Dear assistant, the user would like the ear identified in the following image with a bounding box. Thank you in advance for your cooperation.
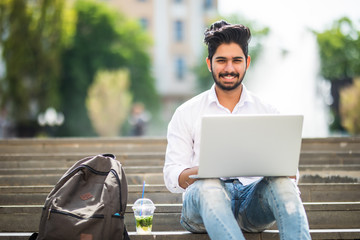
[246,55,251,70]
[206,57,212,72]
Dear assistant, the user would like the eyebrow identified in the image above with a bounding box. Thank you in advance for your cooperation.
[215,56,244,60]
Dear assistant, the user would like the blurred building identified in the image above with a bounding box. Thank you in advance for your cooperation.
[101,0,218,121]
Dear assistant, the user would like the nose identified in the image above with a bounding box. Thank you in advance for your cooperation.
[224,61,235,72]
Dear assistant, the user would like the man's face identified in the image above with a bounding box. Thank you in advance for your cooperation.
[206,43,251,91]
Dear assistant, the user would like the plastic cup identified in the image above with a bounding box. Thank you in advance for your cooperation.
[132,198,156,234]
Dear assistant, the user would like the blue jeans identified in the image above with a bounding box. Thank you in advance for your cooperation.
[180,177,311,240]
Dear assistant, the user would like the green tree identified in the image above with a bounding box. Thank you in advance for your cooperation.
[0,0,71,136]
[340,78,360,135]
[59,0,159,136]
[86,69,132,136]
[315,17,360,81]
[314,17,360,132]
[193,15,270,92]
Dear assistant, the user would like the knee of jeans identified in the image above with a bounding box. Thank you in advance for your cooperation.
[264,177,302,214]
[266,177,300,200]
[196,179,229,200]
[265,177,295,190]
[263,177,300,200]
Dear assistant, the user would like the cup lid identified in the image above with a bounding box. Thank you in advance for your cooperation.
[132,198,156,211]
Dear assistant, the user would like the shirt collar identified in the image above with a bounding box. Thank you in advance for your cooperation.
[208,83,255,107]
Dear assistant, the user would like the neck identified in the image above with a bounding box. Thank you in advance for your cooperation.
[215,84,243,112]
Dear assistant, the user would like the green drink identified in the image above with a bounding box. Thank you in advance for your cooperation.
[135,215,153,234]
[132,198,156,235]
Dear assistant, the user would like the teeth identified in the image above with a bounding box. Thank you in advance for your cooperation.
[224,76,234,79]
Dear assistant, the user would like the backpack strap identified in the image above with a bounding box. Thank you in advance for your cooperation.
[28,232,38,240]
[101,153,116,159]
[123,226,130,240]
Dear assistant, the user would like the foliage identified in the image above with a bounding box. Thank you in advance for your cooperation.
[0,0,72,135]
[314,17,360,132]
[59,0,159,136]
[193,14,270,92]
[339,78,360,135]
[86,69,132,136]
[314,17,360,81]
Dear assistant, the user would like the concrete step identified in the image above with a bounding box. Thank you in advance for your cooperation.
[0,137,358,239]
[299,152,360,165]
[0,152,166,163]
[1,170,359,187]
[0,138,167,154]
[0,183,359,205]
[1,164,359,176]
[1,229,360,240]
[301,137,360,152]
[0,166,165,175]
[2,229,360,240]
[0,158,165,169]
[0,202,359,232]
[0,173,164,186]
[0,152,359,167]
[1,137,359,154]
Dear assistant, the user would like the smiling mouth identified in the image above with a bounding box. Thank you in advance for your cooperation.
[219,73,239,83]
[219,73,239,79]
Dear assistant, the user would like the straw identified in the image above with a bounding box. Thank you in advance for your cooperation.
[140,180,145,216]
[141,180,146,199]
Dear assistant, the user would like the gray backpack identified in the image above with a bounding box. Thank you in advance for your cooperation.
[34,154,130,240]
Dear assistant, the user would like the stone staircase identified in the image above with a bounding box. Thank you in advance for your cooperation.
[0,137,360,239]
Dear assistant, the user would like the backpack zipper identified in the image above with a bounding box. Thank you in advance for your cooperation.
[59,162,123,217]
[110,169,123,214]
[49,208,104,220]
[47,208,51,220]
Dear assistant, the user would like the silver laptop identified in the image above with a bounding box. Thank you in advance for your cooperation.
[191,115,303,179]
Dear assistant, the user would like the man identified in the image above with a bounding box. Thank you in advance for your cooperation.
[163,20,311,240]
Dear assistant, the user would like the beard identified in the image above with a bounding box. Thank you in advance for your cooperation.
[211,68,246,91]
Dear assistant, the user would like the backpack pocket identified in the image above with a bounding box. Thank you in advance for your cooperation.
[41,207,107,240]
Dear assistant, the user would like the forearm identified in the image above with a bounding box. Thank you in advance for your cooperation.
[179,167,198,189]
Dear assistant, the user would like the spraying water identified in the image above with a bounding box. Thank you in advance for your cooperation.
[246,29,330,137]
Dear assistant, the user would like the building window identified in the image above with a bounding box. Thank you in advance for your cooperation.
[175,57,186,80]
[174,20,184,42]
[139,18,148,30]
[204,0,213,9]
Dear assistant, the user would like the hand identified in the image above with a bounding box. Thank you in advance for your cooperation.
[179,166,198,189]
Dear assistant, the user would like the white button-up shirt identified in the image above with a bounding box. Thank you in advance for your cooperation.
[163,84,281,193]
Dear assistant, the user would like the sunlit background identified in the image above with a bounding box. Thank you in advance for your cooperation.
[219,0,360,137]
[0,0,359,138]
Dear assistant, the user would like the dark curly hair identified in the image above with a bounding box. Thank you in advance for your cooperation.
[204,20,251,63]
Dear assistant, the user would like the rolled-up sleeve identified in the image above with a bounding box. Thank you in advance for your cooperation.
[163,108,194,193]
